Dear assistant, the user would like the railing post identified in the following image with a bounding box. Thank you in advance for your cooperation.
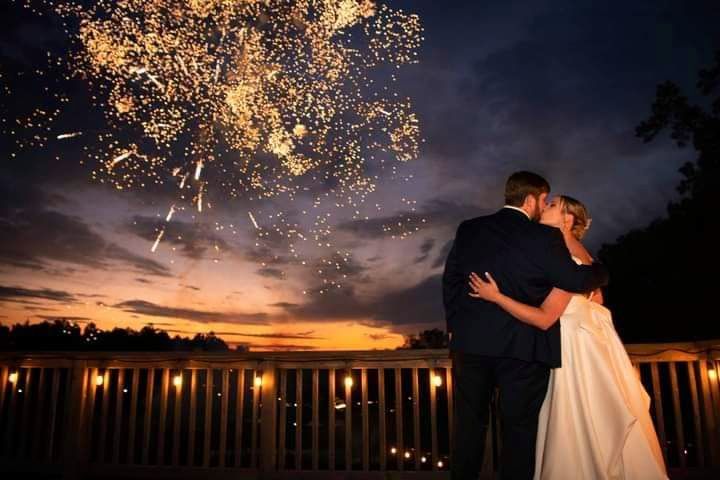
[259,361,278,476]
[62,360,90,480]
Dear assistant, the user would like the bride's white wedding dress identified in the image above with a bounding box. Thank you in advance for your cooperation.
[534,258,668,480]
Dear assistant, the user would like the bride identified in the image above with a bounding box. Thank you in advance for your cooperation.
[468,195,668,480]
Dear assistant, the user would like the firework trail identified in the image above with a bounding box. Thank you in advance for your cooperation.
[9,0,425,283]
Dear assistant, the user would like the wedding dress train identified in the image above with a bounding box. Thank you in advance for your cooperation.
[534,261,668,479]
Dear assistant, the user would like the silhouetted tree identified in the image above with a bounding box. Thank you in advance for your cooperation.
[599,51,720,342]
[400,328,448,349]
[0,319,244,352]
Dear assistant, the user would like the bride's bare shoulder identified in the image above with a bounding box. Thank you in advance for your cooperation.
[567,236,593,264]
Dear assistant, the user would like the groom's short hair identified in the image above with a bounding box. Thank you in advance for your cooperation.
[504,171,551,206]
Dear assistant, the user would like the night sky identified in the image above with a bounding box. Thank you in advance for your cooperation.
[1,0,718,351]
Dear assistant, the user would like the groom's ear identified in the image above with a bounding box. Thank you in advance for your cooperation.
[521,194,532,209]
[539,192,549,210]
[522,193,536,211]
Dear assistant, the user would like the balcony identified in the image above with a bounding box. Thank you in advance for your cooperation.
[1,340,719,479]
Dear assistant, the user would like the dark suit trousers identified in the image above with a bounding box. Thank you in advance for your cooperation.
[450,351,550,480]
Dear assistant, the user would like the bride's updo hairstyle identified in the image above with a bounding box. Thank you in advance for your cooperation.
[559,195,592,240]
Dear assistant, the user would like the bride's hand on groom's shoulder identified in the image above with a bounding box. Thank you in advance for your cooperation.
[468,272,501,302]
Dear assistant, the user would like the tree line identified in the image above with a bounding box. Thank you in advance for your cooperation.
[0,318,244,352]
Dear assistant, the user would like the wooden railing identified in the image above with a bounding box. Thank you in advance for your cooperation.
[0,341,718,479]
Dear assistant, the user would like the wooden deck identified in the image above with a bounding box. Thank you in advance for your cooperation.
[0,340,718,479]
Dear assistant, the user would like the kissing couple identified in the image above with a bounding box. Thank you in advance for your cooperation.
[443,171,667,479]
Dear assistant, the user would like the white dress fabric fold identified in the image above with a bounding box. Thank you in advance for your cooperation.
[534,260,668,479]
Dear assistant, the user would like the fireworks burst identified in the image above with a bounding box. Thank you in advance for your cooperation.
[8,0,424,284]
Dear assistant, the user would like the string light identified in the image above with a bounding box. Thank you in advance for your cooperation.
[344,375,354,389]
[173,374,183,388]
[254,375,263,388]
[432,373,443,387]
[8,372,18,384]
[95,374,105,387]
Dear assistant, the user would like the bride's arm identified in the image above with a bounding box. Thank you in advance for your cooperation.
[590,288,604,305]
[564,233,593,265]
[468,272,572,330]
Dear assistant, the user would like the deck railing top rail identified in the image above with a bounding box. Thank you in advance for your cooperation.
[0,339,718,367]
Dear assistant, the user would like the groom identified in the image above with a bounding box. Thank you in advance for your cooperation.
[442,171,609,480]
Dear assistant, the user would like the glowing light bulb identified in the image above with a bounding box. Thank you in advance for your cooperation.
[254,376,263,388]
[8,372,18,384]
[344,375,354,388]
[173,375,182,387]
[390,447,397,455]
[95,374,104,387]
[432,374,443,387]
[404,451,411,459]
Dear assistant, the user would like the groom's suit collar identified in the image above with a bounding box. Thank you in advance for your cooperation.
[502,205,531,220]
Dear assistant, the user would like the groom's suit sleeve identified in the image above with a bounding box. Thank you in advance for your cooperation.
[536,228,609,293]
[442,223,466,333]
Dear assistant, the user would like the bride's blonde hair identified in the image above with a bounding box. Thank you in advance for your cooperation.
[559,195,592,240]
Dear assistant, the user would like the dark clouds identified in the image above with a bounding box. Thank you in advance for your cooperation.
[414,0,717,251]
[21,305,56,311]
[337,199,484,239]
[414,238,436,264]
[0,285,78,304]
[256,267,285,279]
[124,215,234,260]
[412,0,719,163]
[165,328,321,340]
[277,273,444,331]
[285,285,366,321]
[268,302,299,309]
[205,330,324,340]
[245,245,292,267]
[366,333,394,341]
[432,239,454,269]
[112,299,270,325]
[77,293,106,299]
[240,343,317,351]
[314,252,369,284]
[230,330,320,339]
[371,274,443,327]
[0,178,172,277]
[0,207,172,277]
[35,315,91,322]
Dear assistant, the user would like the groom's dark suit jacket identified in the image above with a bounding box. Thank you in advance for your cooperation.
[443,207,609,368]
